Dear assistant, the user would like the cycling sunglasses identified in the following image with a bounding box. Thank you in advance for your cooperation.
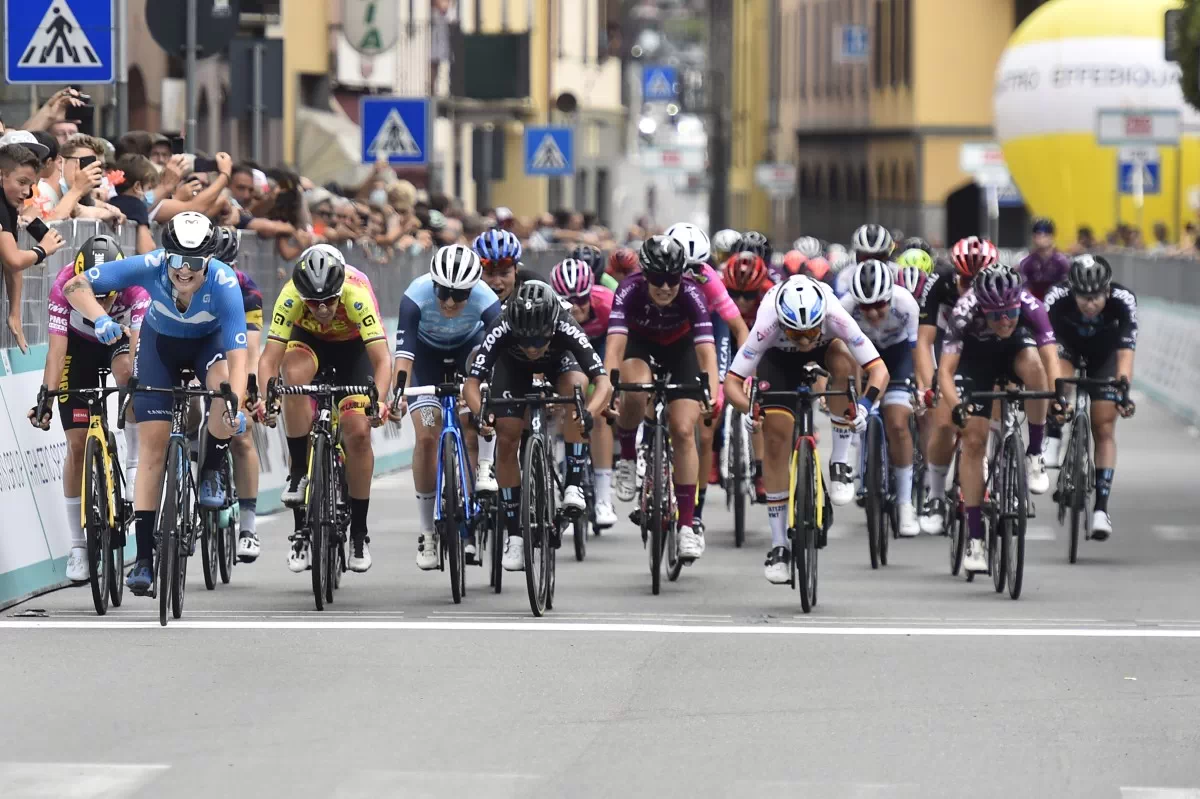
[645,271,682,288]
[860,300,889,313]
[435,284,472,303]
[166,253,209,272]
[304,297,339,312]
[481,257,515,271]
[727,289,759,301]
[515,335,552,349]
[783,326,822,342]
[568,294,591,306]
[984,307,1020,322]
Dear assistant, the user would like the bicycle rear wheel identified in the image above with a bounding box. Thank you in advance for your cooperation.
[731,413,746,548]
[172,474,194,620]
[83,436,110,615]
[948,452,966,576]
[865,419,885,570]
[794,440,818,613]
[201,511,219,590]
[307,436,328,611]
[989,489,1008,594]
[1006,434,1028,599]
[1067,416,1089,564]
[522,436,551,616]
[107,448,126,609]
[441,435,465,604]
[324,458,342,606]
[648,427,666,595]
[910,415,927,515]
[218,451,236,584]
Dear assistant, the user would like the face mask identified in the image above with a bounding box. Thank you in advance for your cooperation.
[59,178,69,196]
[143,190,156,207]
[368,189,387,207]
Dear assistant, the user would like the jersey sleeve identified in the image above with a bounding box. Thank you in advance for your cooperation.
[918,275,947,326]
[1112,286,1138,349]
[1042,283,1069,311]
[346,287,387,345]
[47,271,70,337]
[557,317,605,379]
[826,303,881,367]
[125,287,151,331]
[702,267,741,322]
[895,287,920,345]
[239,272,264,331]
[1019,291,1056,347]
[682,280,715,345]
[480,299,502,329]
[394,293,422,360]
[84,251,164,295]
[728,298,778,378]
[467,317,508,379]
[607,280,634,337]
[214,269,249,351]
[266,283,304,343]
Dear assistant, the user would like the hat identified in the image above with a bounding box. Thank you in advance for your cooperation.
[494,206,513,222]
[1032,217,1055,235]
[0,130,50,160]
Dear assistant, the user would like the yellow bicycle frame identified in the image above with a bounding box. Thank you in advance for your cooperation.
[79,412,117,528]
[787,440,826,531]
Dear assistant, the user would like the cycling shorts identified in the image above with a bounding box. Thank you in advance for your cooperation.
[58,333,131,431]
[1057,342,1125,403]
[622,333,704,401]
[955,327,1038,419]
[286,326,373,387]
[753,343,834,413]
[486,351,584,419]
[407,330,484,412]
[132,325,225,423]
[878,341,914,409]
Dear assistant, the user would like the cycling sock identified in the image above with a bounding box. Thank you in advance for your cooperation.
[675,484,697,529]
[1046,419,1063,440]
[501,486,522,538]
[204,433,229,472]
[134,509,157,562]
[927,463,950,499]
[830,423,854,465]
[124,423,139,491]
[350,497,369,538]
[1094,468,1114,513]
[416,491,435,535]
[618,427,637,461]
[594,468,613,504]
[286,435,308,478]
[966,506,984,541]
[566,442,589,487]
[767,491,789,548]
[894,465,913,505]
[754,459,763,480]
[1026,423,1045,456]
[477,432,496,464]
[65,496,84,548]
[293,508,306,530]
[239,497,257,534]
[695,488,707,517]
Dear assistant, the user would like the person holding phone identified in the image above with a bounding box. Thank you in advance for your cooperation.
[57,135,124,225]
[148,151,232,225]
[0,143,65,351]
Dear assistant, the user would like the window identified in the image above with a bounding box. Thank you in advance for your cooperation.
[905,162,916,202]
[800,166,811,199]
[872,0,884,89]
[576,169,589,210]
[859,165,869,201]
[876,163,886,199]
[814,165,825,199]
[890,161,900,202]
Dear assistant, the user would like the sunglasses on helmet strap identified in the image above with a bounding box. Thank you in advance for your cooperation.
[166,253,209,272]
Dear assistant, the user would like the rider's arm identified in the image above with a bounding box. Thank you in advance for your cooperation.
[696,341,720,404]
[62,252,157,322]
[365,340,392,400]
[938,350,961,406]
[602,281,632,375]
[245,329,262,381]
[726,312,749,349]
[557,317,611,415]
[41,329,68,392]
[213,270,249,405]
[915,325,937,389]
[464,319,506,416]
[257,337,286,387]
[462,376,484,419]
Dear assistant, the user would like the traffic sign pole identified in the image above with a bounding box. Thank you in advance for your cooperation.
[186,0,197,152]
[116,0,128,136]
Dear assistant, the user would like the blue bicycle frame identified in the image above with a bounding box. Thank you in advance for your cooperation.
[432,391,478,538]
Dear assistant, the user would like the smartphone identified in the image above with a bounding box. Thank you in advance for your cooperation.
[193,156,219,173]
[26,218,50,243]
[78,155,97,169]
[170,136,185,155]
[74,104,95,136]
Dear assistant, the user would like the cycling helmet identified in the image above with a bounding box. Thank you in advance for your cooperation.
[1068,254,1112,295]
[74,234,124,276]
[430,244,483,289]
[782,250,808,276]
[550,258,594,298]
[736,231,773,263]
[850,259,894,305]
[793,236,823,259]
[851,223,894,258]
[568,244,605,280]
[895,264,927,298]
[293,244,347,301]
[607,247,640,278]
[950,236,999,277]
[639,235,686,275]
[900,236,933,256]
[723,252,769,292]
[211,226,240,265]
[665,222,712,266]
[505,280,561,340]
[895,247,934,275]
[775,276,827,332]
[827,242,847,257]
[973,263,1023,310]
[472,228,523,264]
[712,228,741,257]
[830,250,855,273]
[161,211,217,256]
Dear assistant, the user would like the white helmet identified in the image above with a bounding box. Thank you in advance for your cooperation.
[793,236,822,259]
[850,259,894,304]
[665,222,712,266]
[774,275,827,332]
[851,223,894,258]
[830,251,855,273]
[430,244,482,289]
[712,228,741,256]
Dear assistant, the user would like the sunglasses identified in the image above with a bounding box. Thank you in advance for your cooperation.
[435,284,472,303]
[860,300,889,313]
[984,307,1021,322]
[784,327,822,342]
[481,258,515,271]
[304,298,339,313]
[166,253,209,272]
[728,289,759,301]
[568,294,591,306]
[516,336,551,349]
[645,271,682,288]
[1077,292,1106,302]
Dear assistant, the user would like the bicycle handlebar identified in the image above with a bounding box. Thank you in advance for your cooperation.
[606,368,714,427]
[263,377,379,428]
[480,384,591,438]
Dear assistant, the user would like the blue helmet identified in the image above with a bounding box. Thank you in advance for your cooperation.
[472,228,523,264]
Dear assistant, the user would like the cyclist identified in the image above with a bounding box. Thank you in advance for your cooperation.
[258,244,392,574]
[899,236,934,258]
[473,228,536,303]
[895,246,935,278]
[722,250,776,501]
[915,236,998,534]
[61,211,249,596]
[840,260,922,535]
[464,280,612,570]
[568,243,606,289]
[550,257,619,528]
[735,230,775,280]
[793,236,824,262]
[941,263,1064,573]
[724,275,889,583]
[712,228,741,267]
[606,235,719,561]
[604,247,640,289]
[29,235,148,583]
[838,223,894,297]
[1019,217,1069,301]
[391,244,501,570]
[1043,254,1137,539]
[894,257,932,303]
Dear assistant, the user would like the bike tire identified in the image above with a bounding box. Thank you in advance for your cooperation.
[200,514,218,591]
[157,439,188,626]
[108,458,125,609]
[865,418,884,570]
[308,436,328,611]
[664,435,684,584]
[731,413,746,548]
[218,451,236,584]
[910,415,927,515]
[1006,434,1028,600]
[1067,415,1089,564]
[83,436,110,615]
[171,473,194,620]
[488,499,503,593]
[948,452,966,576]
[522,435,550,616]
[649,427,665,595]
[990,499,1008,595]
[333,455,349,593]
[442,434,464,605]
[794,440,818,613]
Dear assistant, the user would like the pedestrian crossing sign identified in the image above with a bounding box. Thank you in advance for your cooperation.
[524,126,574,177]
[5,0,115,84]
[360,96,429,166]
[642,64,678,102]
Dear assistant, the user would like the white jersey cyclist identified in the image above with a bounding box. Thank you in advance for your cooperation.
[839,264,919,409]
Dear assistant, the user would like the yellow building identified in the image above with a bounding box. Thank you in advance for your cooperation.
[729,0,773,233]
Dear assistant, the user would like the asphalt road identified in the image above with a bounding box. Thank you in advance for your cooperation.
[4,396,1200,799]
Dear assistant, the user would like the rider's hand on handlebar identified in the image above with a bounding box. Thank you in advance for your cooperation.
[1118,399,1137,419]
[951,402,969,429]
[27,404,52,430]
[370,400,389,428]
[388,395,408,423]
[1050,397,1072,423]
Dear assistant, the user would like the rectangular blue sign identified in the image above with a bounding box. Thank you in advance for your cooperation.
[524,126,573,177]
[1118,161,1160,195]
[642,65,678,102]
[6,0,115,84]
[360,97,430,166]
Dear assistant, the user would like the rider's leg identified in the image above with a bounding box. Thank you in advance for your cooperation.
[1091,399,1118,512]
[668,397,702,529]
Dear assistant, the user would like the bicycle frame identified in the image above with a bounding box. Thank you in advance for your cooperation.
[434,392,475,534]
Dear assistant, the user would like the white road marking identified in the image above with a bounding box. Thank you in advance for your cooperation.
[6,619,1200,638]
[1025,525,1056,540]
[335,770,539,799]
[1121,789,1200,798]
[0,763,168,799]
[1154,525,1200,541]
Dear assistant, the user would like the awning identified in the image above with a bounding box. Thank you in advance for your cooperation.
[294,104,371,188]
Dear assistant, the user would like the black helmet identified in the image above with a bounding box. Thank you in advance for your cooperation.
[1068,254,1112,295]
[293,244,347,301]
[900,236,932,256]
[212,226,239,264]
[505,280,561,340]
[736,230,773,263]
[1032,217,1056,235]
[569,244,605,280]
[73,234,124,276]
[161,211,218,256]
[639,235,686,275]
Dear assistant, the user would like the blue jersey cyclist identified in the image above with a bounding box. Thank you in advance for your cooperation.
[390,244,502,571]
[61,211,249,596]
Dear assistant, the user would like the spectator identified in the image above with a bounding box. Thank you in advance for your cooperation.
[107,154,159,254]
[149,151,232,225]
[149,135,173,167]
[0,131,53,217]
[494,206,515,233]
[115,130,154,160]
[1070,225,1096,255]
[1178,222,1197,253]
[20,88,86,134]
[526,212,557,250]
[28,130,61,218]
[1150,221,1170,253]
[59,135,126,226]
[0,144,65,352]
[264,169,313,261]
[0,111,5,135]
[49,120,78,148]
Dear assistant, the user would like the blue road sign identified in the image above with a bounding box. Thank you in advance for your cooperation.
[524,126,573,177]
[360,97,429,166]
[839,25,869,62]
[1118,160,1160,195]
[6,0,115,84]
[642,65,678,102]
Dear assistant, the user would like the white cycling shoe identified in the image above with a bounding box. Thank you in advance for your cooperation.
[415,532,439,571]
[594,501,617,528]
[963,538,989,573]
[677,525,705,560]
[919,505,945,535]
[502,536,525,571]
[287,536,310,573]
[347,538,372,573]
[475,460,497,494]
[614,460,636,502]
[1043,437,1062,469]
[1091,510,1113,541]
[764,546,791,584]
[897,502,920,537]
[562,485,586,514]
[65,547,89,582]
[828,463,855,507]
[1026,454,1050,495]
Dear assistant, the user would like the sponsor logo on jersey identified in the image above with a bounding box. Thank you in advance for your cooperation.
[284,298,294,308]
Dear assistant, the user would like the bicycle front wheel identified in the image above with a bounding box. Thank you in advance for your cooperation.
[864,419,885,570]
[1005,434,1028,600]
[522,436,551,616]
[157,439,190,626]
[1067,416,1089,564]
[218,451,236,584]
[83,436,110,615]
[200,513,219,590]
[731,412,746,548]
[794,440,818,613]
[307,436,328,611]
[440,434,465,604]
